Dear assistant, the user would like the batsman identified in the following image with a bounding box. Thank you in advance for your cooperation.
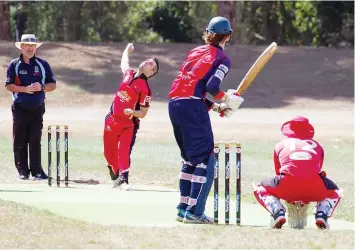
[168,16,244,224]
[253,116,342,229]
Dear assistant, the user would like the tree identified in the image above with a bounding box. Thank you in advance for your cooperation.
[216,1,236,44]
[146,1,195,42]
[14,2,28,41]
[65,2,84,41]
[0,1,11,40]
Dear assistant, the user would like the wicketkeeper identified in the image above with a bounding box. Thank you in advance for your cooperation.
[253,116,342,229]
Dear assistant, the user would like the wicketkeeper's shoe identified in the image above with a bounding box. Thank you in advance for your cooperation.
[270,209,286,229]
[315,211,329,229]
[176,208,186,222]
[183,211,214,224]
[286,202,309,229]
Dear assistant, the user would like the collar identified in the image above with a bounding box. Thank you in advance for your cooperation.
[20,54,36,65]
[210,44,223,50]
[139,73,148,80]
[134,71,148,80]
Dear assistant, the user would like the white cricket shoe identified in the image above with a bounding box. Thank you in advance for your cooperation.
[118,182,131,191]
[112,178,120,188]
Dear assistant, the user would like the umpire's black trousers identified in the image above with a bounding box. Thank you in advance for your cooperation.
[12,102,45,177]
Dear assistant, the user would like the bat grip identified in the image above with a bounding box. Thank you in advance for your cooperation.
[219,91,241,117]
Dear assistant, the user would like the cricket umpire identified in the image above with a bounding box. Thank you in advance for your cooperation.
[5,34,56,180]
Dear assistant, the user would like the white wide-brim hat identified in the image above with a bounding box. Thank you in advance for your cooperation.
[15,34,43,50]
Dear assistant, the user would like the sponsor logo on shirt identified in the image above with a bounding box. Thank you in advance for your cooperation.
[178,71,191,80]
[218,64,229,74]
[117,90,131,103]
[34,66,41,76]
[214,69,225,81]
[19,70,27,75]
[289,152,312,160]
[144,96,152,105]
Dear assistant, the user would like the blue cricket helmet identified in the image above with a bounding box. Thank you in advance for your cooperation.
[206,16,233,35]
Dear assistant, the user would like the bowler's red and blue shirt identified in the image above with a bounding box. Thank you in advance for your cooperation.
[168,44,231,107]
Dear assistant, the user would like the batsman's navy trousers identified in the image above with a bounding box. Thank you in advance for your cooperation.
[169,98,215,215]
[12,102,45,177]
[168,99,213,165]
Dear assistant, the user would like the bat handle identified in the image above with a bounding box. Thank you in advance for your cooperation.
[219,91,241,117]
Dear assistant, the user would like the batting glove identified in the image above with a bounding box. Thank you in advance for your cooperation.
[212,103,234,118]
[224,89,244,110]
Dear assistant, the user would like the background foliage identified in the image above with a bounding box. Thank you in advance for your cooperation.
[0,1,353,47]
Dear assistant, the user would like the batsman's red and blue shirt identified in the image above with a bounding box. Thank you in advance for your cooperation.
[110,69,152,124]
[168,44,231,106]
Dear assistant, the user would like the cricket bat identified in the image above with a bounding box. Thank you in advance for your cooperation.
[236,42,278,95]
[220,42,278,117]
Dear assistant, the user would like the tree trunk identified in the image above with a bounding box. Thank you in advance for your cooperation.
[217,1,237,44]
[0,1,11,40]
[14,3,28,41]
[263,1,280,44]
[66,1,84,41]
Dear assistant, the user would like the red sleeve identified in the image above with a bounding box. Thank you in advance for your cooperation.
[273,149,281,175]
[139,82,152,108]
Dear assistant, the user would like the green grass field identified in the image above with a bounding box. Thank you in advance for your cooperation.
[1,199,354,249]
[0,41,353,248]
[0,132,354,248]
[1,135,353,220]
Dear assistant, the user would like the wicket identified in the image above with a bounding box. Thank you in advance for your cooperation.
[213,141,241,226]
[48,125,69,187]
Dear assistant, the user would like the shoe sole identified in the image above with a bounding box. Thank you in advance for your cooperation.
[315,218,329,229]
[271,216,286,229]
[176,216,183,222]
[118,184,131,191]
[112,179,120,188]
[183,219,213,224]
